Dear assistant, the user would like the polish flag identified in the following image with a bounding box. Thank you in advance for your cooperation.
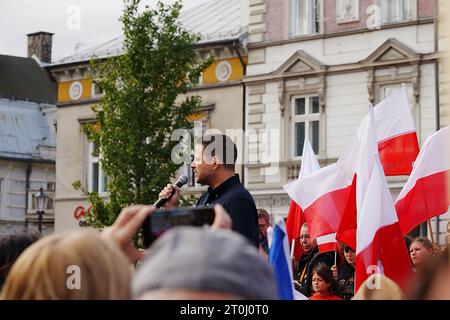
[339,107,379,252]
[285,155,353,245]
[316,233,337,252]
[356,156,413,292]
[289,87,419,247]
[337,87,419,249]
[284,139,320,259]
[285,201,305,260]
[395,126,450,235]
[375,87,419,176]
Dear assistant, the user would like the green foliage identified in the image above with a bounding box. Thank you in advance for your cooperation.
[179,193,200,207]
[78,0,212,228]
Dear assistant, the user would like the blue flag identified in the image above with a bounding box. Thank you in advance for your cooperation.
[269,219,294,300]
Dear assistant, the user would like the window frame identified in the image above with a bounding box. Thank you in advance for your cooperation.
[379,0,416,25]
[288,0,322,38]
[290,95,321,159]
[88,141,108,195]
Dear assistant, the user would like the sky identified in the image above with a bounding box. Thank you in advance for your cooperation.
[0,0,210,60]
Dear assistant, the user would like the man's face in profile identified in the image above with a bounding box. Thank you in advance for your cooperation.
[191,144,214,185]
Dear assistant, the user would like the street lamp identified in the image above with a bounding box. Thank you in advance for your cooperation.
[34,187,48,234]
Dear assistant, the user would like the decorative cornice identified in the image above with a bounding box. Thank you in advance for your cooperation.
[247,18,434,50]
[244,54,437,85]
[187,80,243,92]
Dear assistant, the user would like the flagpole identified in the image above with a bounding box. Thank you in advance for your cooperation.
[427,219,436,245]
[291,239,295,260]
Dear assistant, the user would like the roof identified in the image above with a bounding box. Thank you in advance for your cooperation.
[51,0,247,66]
[0,98,56,161]
[0,55,56,104]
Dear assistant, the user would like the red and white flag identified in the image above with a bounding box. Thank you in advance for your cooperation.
[395,126,450,235]
[284,138,320,258]
[375,87,419,176]
[288,87,419,247]
[337,87,419,249]
[356,159,413,292]
[285,201,305,260]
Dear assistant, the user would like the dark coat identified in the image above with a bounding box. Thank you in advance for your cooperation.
[337,263,355,300]
[196,174,259,247]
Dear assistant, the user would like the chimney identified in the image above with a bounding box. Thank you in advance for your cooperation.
[27,31,54,63]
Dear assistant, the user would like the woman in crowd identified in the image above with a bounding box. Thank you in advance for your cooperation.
[0,204,237,300]
[409,237,434,272]
[1,231,132,299]
[409,249,450,300]
[309,263,342,300]
[0,205,154,300]
[332,243,355,300]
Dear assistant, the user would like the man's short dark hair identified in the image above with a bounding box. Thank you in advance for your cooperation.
[201,134,237,170]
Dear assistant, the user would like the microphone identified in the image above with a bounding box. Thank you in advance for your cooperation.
[153,175,189,208]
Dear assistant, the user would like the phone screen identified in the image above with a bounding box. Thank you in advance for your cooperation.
[142,206,215,248]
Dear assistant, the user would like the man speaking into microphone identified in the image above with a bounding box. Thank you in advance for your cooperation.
[159,134,259,247]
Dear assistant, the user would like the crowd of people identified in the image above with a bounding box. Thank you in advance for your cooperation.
[0,133,448,300]
[0,205,448,300]
[285,220,450,300]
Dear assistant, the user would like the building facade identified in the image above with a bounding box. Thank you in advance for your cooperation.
[244,0,448,243]
[48,0,249,231]
[0,32,57,237]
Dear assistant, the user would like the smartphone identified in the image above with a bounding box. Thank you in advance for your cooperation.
[142,206,215,248]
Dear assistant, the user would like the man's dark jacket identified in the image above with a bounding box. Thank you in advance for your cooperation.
[196,174,259,247]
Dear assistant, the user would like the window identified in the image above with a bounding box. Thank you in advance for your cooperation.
[289,0,321,37]
[88,142,108,194]
[291,96,320,157]
[91,82,104,98]
[380,0,414,24]
[379,83,413,111]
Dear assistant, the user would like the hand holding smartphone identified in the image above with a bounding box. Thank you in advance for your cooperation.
[142,206,215,248]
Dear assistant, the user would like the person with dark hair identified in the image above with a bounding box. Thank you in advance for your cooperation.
[0,231,40,290]
[293,223,336,297]
[258,208,272,256]
[309,263,342,300]
[332,243,355,300]
[159,133,259,247]
[409,237,434,272]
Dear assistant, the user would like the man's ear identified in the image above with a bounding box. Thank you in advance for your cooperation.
[212,156,220,170]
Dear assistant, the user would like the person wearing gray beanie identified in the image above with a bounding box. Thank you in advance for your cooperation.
[132,226,277,300]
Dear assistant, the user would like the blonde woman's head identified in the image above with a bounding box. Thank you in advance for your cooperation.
[352,274,405,300]
[1,231,131,300]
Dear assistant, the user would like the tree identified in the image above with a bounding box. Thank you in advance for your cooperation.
[74,0,211,229]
